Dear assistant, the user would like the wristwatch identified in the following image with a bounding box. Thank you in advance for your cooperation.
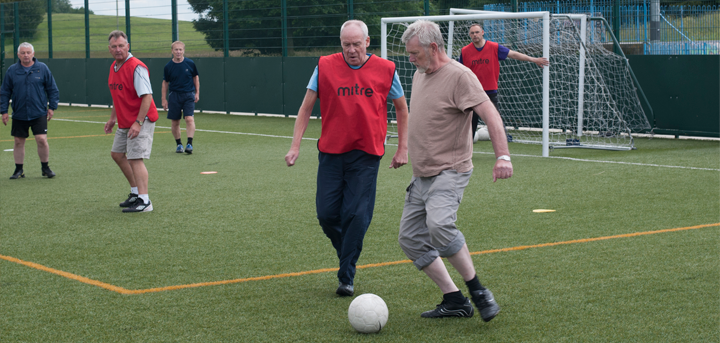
[496,155,511,162]
[135,119,144,126]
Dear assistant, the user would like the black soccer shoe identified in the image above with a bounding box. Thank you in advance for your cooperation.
[421,298,474,318]
[9,169,24,179]
[470,288,501,322]
[336,283,354,297]
[41,166,56,178]
[119,193,139,207]
[122,199,153,213]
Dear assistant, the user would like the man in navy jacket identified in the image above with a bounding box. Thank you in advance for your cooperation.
[1,42,59,179]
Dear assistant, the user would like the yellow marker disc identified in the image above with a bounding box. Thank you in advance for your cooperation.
[200,171,218,174]
[533,209,556,213]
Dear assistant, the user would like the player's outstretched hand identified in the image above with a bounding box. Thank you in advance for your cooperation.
[534,57,550,68]
[104,119,116,134]
[285,149,299,167]
[492,159,513,182]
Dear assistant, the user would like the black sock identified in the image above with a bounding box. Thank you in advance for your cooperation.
[175,138,182,145]
[443,290,466,304]
[465,275,486,293]
[41,162,48,168]
[15,163,23,172]
[187,137,193,145]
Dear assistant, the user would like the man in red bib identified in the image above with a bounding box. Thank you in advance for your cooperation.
[460,23,549,140]
[285,20,409,297]
[104,30,159,213]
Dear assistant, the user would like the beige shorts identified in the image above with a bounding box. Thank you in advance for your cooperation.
[111,120,155,159]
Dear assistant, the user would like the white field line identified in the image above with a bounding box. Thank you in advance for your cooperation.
[54,118,718,171]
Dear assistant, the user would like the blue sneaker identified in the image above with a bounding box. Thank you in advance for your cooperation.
[185,143,193,154]
[176,144,184,153]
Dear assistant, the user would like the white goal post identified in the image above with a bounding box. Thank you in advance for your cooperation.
[381,10,651,156]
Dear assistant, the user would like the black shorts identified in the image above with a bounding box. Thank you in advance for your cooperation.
[11,116,48,138]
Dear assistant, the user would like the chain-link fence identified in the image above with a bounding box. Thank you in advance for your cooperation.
[0,0,717,62]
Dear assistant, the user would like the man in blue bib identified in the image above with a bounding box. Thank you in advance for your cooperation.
[162,41,199,154]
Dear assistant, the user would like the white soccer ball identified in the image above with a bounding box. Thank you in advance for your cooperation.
[474,127,491,142]
[348,293,388,333]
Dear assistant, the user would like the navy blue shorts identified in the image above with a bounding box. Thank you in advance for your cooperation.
[167,91,195,120]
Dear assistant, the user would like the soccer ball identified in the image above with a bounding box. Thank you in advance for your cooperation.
[348,293,388,333]
[474,127,490,142]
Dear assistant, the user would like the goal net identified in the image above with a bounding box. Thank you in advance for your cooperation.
[382,11,651,155]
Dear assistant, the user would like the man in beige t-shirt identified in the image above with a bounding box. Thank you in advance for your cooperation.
[398,20,513,322]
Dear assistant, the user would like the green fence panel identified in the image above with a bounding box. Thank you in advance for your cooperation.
[45,59,87,104]
[225,57,284,115]
[86,59,115,106]
[629,55,719,137]
[192,57,226,113]
[283,57,320,117]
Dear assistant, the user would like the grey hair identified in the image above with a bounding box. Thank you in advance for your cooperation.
[108,30,128,42]
[171,41,185,49]
[340,20,368,39]
[401,20,445,51]
[469,23,483,30]
[18,42,34,53]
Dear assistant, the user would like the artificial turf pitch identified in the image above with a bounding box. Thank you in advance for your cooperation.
[1,106,718,342]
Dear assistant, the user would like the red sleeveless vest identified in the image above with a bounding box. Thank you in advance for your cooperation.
[109,57,159,129]
[316,53,395,156]
[461,41,500,91]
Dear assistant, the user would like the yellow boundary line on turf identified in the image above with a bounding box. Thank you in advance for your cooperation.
[1,223,717,295]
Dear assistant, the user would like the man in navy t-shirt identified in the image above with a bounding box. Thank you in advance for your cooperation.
[162,41,199,154]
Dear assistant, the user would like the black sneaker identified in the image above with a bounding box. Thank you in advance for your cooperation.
[122,198,153,213]
[119,193,139,207]
[9,169,24,179]
[41,166,56,178]
[421,298,474,318]
[336,283,354,296]
[470,288,500,322]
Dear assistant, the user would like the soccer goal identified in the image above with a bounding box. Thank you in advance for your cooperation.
[382,11,651,156]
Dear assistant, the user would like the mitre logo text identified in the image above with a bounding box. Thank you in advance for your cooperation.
[337,84,374,97]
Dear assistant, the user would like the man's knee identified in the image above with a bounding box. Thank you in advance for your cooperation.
[34,135,48,147]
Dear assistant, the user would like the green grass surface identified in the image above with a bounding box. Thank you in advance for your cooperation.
[1,106,719,342]
[7,13,214,59]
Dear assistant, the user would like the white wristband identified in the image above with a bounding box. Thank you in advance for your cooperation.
[497,155,511,162]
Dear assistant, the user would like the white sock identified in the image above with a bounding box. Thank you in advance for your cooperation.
[131,187,139,195]
[139,194,150,204]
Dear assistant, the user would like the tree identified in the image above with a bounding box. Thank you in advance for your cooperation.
[187,0,423,55]
[1,0,45,41]
[53,0,72,13]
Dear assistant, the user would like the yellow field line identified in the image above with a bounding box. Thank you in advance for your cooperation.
[1,222,717,295]
[0,132,171,143]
